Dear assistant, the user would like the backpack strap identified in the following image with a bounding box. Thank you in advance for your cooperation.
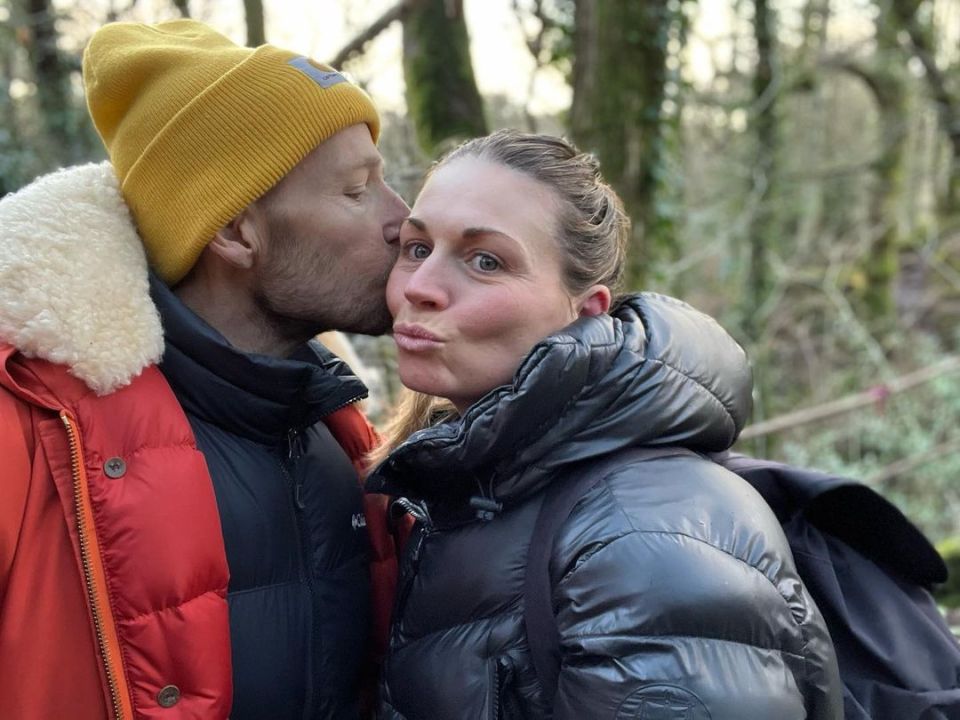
[523,445,697,702]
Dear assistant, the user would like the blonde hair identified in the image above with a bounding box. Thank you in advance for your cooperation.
[366,130,629,472]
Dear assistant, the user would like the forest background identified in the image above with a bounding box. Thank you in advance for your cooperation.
[2,0,959,602]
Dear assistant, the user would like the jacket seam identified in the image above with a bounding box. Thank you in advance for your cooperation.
[88,441,197,463]
[566,630,809,662]
[117,587,226,626]
[393,604,524,651]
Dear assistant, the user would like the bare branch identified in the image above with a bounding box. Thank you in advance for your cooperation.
[330,0,418,68]
[739,356,960,440]
[867,439,960,485]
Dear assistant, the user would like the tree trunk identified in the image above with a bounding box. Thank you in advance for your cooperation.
[243,0,266,47]
[890,0,960,218]
[743,0,779,342]
[171,0,190,18]
[402,0,487,155]
[21,0,77,164]
[0,33,18,197]
[570,0,675,290]
[853,5,908,326]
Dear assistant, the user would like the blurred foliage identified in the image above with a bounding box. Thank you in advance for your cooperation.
[761,335,960,541]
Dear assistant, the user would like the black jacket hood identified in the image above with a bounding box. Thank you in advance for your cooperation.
[369,292,752,504]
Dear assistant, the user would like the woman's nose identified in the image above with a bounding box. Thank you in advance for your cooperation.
[403,261,449,309]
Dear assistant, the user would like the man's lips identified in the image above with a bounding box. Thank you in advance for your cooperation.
[393,323,444,351]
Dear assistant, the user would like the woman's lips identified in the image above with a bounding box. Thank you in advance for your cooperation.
[393,323,444,352]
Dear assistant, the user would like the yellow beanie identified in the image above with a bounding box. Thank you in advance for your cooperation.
[83,20,380,285]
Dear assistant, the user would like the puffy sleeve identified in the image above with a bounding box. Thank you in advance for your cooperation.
[550,526,840,720]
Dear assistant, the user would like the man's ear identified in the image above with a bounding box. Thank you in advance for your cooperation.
[208,209,262,270]
[577,285,612,317]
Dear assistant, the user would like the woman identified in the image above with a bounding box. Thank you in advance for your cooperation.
[367,130,842,719]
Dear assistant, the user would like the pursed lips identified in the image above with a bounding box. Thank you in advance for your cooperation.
[392,323,444,352]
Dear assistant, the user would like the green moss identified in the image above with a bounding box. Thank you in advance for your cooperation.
[402,0,488,155]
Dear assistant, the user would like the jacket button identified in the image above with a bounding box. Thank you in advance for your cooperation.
[103,457,126,478]
[157,685,180,708]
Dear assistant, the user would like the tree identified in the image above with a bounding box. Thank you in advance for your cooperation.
[816,3,909,326]
[402,0,487,155]
[569,0,682,289]
[243,0,265,47]
[0,37,18,196]
[17,0,80,164]
[742,0,779,341]
[890,0,960,219]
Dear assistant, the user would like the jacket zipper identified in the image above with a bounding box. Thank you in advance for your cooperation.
[391,520,433,646]
[280,428,317,719]
[491,657,502,720]
[61,412,128,720]
[321,393,366,419]
[494,656,521,720]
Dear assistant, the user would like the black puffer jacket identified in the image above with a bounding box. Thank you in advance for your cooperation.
[369,293,842,720]
[151,276,372,720]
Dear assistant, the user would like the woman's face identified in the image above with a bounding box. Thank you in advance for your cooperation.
[387,156,604,412]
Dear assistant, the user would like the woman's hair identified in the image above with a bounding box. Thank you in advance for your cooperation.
[366,130,630,471]
[443,129,629,296]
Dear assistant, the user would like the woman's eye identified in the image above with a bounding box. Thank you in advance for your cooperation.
[470,253,501,272]
[404,242,431,260]
[345,188,365,200]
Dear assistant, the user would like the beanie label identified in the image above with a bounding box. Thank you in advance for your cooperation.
[288,57,347,89]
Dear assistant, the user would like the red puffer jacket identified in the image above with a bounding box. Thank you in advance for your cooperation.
[0,346,232,719]
[0,347,399,720]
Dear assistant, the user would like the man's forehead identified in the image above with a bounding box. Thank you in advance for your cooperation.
[312,130,382,174]
[289,143,381,183]
[342,152,383,171]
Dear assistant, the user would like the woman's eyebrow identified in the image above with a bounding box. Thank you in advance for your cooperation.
[404,217,429,232]
[462,226,516,243]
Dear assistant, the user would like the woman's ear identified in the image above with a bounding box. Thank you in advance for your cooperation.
[577,285,612,317]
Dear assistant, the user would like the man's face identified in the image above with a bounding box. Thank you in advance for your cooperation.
[252,124,409,337]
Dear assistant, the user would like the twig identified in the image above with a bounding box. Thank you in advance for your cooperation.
[739,356,960,440]
[867,439,960,485]
[330,0,415,68]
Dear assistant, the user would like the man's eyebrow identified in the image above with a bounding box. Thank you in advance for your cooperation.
[404,217,428,232]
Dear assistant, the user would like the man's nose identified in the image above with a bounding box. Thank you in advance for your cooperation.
[383,186,410,245]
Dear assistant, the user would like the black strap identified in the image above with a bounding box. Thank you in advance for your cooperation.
[523,446,697,702]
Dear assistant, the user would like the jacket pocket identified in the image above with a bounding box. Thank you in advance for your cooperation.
[490,655,526,720]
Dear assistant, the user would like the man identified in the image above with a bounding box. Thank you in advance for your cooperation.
[0,20,407,719]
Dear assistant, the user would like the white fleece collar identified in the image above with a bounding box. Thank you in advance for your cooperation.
[0,162,164,395]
